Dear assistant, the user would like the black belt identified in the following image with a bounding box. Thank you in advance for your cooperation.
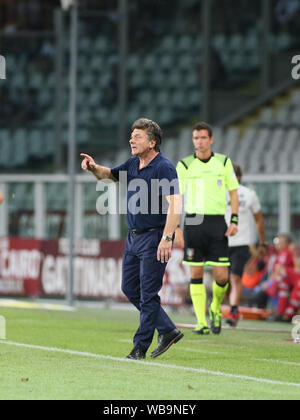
[131,227,162,235]
[185,213,225,219]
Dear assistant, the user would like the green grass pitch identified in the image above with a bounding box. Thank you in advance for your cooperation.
[0,305,299,400]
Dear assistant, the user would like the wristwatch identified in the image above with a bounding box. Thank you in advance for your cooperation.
[162,235,173,242]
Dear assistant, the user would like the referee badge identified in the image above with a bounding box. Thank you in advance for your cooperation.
[186,248,195,261]
[217,179,223,188]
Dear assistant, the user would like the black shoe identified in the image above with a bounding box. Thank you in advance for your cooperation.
[209,305,222,335]
[150,328,184,358]
[126,345,146,360]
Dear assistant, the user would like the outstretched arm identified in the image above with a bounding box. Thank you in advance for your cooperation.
[80,153,116,181]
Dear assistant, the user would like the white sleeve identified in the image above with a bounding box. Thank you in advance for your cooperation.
[250,190,261,214]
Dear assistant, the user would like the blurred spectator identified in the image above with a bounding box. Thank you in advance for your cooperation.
[196,47,228,89]
[242,246,267,291]
[0,190,4,204]
[272,234,294,269]
[290,242,300,271]
[267,234,300,321]
[212,0,260,36]
[2,21,18,34]
[0,87,20,126]
[241,245,269,309]
[101,63,118,109]
[18,0,41,30]
[0,0,60,32]
[34,39,56,72]
[12,88,40,127]
[40,40,56,60]
[275,0,300,24]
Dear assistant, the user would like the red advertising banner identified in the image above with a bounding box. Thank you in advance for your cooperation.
[40,238,125,300]
[0,238,190,305]
[0,237,42,296]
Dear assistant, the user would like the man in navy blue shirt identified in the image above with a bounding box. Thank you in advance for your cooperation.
[81,118,183,359]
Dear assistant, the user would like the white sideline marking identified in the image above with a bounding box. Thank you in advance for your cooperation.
[182,348,300,367]
[181,347,220,355]
[117,341,220,355]
[255,358,300,368]
[178,347,300,367]
[0,340,300,389]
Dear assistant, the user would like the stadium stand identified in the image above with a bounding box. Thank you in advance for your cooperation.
[156,87,300,175]
[0,0,299,240]
[0,28,294,159]
[4,84,300,232]
[0,0,298,171]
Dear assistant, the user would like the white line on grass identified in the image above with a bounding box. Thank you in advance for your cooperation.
[117,341,220,355]
[181,347,220,355]
[255,358,300,367]
[179,347,300,368]
[121,340,300,365]
[0,340,300,389]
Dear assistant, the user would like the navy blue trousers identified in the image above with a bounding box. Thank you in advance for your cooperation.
[122,229,176,352]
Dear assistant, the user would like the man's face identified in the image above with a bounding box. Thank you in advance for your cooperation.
[129,128,155,156]
[192,129,213,154]
[274,235,289,252]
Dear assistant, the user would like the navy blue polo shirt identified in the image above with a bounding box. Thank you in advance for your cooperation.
[111,153,179,230]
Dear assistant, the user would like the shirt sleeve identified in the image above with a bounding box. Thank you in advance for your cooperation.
[157,163,179,196]
[110,158,131,181]
[176,161,187,195]
[250,190,262,214]
[225,158,240,191]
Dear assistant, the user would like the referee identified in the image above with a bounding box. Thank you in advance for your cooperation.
[81,118,183,359]
[176,122,239,335]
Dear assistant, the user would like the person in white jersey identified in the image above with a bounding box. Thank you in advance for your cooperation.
[225,163,267,326]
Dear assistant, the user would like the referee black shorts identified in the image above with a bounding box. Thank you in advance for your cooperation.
[229,245,251,277]
[183,215,230,267]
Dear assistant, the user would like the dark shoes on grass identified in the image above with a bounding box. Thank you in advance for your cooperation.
[150,328,184,358]
[126,328,184,360]
[126,345,146,360]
